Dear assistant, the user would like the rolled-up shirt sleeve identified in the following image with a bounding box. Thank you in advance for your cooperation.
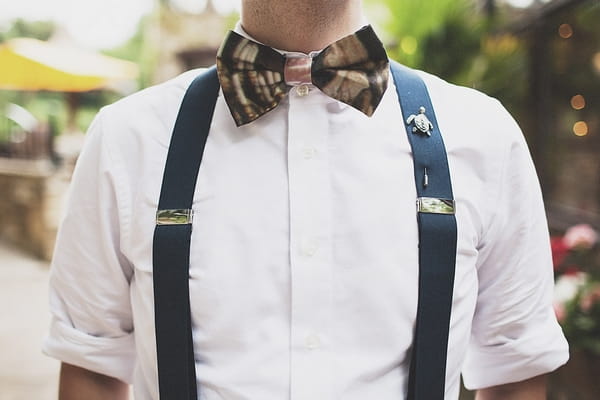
[43,110,136,383]
[462,103,569,390]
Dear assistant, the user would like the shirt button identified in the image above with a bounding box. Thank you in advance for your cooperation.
[305,334,321,350]
[302,241,318,257]
[302,146,317,160]
[296,84,310,97]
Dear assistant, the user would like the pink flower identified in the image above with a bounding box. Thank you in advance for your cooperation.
[551,236,569,268]
[554,303,566,323]
[563,224,598,250]
[580,294,594,312]
[580,284,600,312]
[563,266,581,276]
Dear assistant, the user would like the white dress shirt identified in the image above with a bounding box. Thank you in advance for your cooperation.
[44,25,568,400]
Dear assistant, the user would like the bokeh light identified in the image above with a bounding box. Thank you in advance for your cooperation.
[170,0,208,14]
[571,95,586,110]
[593,52,600,74]
[573,121,589,137]
[401,36,418,55]
[558,23,573,39]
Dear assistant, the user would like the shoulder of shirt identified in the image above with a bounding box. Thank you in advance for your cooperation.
[86,68,213,154]
[407,66,524,145]
[96,68,208,127]
[110,68,205,107]
[414,68,504,116]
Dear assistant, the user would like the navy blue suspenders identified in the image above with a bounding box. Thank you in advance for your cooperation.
[153,66,220,400]
[390,61,457,399]
[153,62,457,399]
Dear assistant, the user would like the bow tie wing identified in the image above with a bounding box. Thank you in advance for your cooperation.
[217,31,289,126]
[312,25,389,117]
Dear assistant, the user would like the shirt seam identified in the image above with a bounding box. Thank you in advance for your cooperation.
[96,109,134,269]
[476,98,511,252]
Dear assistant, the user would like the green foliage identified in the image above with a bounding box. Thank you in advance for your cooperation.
[0,18,55,43]
[1,91,67,134]
[366,0,529,115]
[222,10,241,31]
[0,12,159,136]
[418,14,483,83]
[369,0,478,72]
[553,225,600,356]
[103,15,157,89]
[466,34,528,115]
[562,281,600,355]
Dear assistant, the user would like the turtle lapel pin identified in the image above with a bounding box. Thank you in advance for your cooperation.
[406,106,433,136]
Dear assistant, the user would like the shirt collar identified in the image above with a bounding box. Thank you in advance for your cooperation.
[233,19,369,59]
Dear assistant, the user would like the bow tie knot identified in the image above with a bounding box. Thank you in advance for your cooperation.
[216,25,390,127]
[284,56,313,86]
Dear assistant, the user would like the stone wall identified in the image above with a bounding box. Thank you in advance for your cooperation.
[0,158,69,261]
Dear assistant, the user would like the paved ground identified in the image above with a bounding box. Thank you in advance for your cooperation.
[0,241,59,400]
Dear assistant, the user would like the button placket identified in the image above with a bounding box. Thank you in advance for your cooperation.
[287,91,334,400]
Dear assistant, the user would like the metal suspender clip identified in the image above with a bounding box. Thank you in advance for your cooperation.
[156,209,194,225]
[416,197,455,215]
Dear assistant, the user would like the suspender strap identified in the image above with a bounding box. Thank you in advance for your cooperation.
[390,61,458,400]
[153,66,220,400]
[152,62,456,400]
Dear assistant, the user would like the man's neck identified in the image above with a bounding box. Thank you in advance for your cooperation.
[241,0,364,53]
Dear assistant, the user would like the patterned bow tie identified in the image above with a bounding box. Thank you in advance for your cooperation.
[216,25,390,127]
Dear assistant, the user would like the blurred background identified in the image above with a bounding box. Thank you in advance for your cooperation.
[0,0,598,398]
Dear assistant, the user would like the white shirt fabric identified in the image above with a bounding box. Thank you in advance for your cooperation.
[44,25,568,400]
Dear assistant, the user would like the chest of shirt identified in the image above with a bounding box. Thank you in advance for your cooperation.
[95,73,508,399]
[117,81,487,324]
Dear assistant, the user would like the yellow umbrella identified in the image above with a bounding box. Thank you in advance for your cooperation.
[0,38,139,92]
